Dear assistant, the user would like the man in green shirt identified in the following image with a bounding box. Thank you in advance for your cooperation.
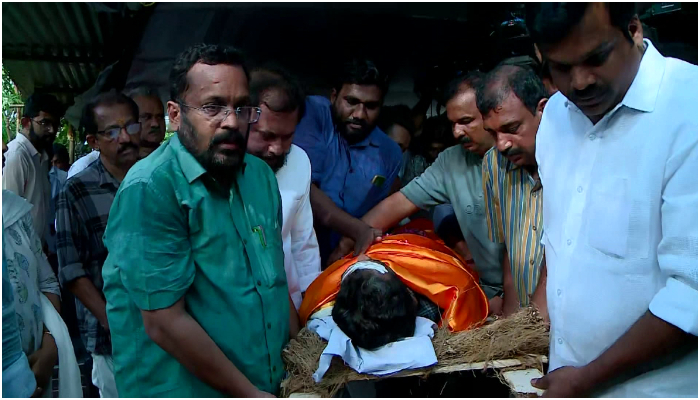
[332,72,507,313]
[102,44,294,397]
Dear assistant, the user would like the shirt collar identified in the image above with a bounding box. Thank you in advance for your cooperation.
[564,39,663,114]
[620,39,664,113]
[94,157,121,188]
[345,128,382,148]
[14,132,40,158]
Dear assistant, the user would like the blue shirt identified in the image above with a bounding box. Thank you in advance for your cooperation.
[293,96,402,260]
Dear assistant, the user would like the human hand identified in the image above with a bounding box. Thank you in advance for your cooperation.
[250,389,276,398]
[488,296,503,316]
[327,237,355,267]
[352,225,383,257]
[28,334,58,395]
[531,366,591,397]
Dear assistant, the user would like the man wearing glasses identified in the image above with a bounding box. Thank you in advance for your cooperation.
[3,93,63,248]
[55,90,142,398]
[101,44,292,397]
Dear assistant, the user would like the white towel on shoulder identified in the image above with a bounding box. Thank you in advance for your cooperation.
[308,316,437,382]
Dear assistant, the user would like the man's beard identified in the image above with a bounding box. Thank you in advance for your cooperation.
[266,151,289,173]
[177,113,249,177]
[28,125,55,152]
[332,103,372,144]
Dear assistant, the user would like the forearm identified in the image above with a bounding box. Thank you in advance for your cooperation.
[361,192,419,231]
[289,294,301,339]
[501,252,519,315]
[144,303,260,397]
[310,184,367,239]
[581,311,694,390]
[66,277,108,328]
[43,293,61,314]
[531,261,547,318]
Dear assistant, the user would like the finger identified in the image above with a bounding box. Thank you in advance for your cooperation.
[531,375,549,390]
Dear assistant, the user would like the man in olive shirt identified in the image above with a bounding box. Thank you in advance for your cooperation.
[102,44,293,397]
[335,72,507,312]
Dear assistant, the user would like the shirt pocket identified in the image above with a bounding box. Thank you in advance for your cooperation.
[252,223,287,289]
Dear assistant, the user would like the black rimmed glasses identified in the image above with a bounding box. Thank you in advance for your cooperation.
[179,103,261,124]
[97,122,141,141]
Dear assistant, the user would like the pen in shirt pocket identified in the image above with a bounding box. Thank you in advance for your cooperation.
[252,225,267,248]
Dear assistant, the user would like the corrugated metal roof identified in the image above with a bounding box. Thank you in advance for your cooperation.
[2,2,147,105]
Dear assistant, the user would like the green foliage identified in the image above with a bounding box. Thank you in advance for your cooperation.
[2,65,22,143]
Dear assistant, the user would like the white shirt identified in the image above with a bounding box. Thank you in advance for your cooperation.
[536,40,698,397]
[277,144,322,310]
[2,133,52,244]
[67,150,100,179]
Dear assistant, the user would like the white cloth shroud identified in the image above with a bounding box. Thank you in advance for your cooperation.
[308,316,438,382]
[40,293,83,397]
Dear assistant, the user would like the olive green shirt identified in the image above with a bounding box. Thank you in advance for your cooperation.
[102,135,289,397]
[400,145,505,298]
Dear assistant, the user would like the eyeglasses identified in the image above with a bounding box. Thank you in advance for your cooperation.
[97,122,141,141]
[179,103,261,124]
[32,118,59,131]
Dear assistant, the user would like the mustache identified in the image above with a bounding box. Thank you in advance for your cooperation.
[117,143,138,154]
[210,129,246,147]
[500,146,524,157]
[343,118,368,130]
[571,85,605,102]
[459,136,472,144]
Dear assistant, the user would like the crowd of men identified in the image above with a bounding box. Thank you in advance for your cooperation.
[2,3,697,398]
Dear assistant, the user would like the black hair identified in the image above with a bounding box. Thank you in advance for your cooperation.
[411,114,454,155]
[477,65,548,117]
[443,71,485,105]
[377,105,416,136]
[79,90,139,140]
[249,65,306,123]
[525,3,637,48]
[123,86,162,102]
[169,43,249,102]
[332,263,417,350]
[333,58,389,96]
[23,93,63,119]
[52,143,69,163]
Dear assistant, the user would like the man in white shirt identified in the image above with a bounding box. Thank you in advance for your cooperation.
[3,93,63,247]
[526,3,698,397]
[246,67,322,311]
[67,149,100,179]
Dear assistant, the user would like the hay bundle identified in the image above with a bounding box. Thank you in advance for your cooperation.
[281,308,549,397]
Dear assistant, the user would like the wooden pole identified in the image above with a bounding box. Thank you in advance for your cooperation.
[67,123,75,164]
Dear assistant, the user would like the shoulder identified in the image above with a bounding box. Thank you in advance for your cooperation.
[482,147,502,173]
[288,145,312,175]
[660,57,698,111]
[370,128,403,166]
[243,153,278,187]
[305,95,331,110]
[439,145,468,164]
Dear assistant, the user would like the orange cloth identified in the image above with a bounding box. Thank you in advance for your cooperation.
[299,234,489,332]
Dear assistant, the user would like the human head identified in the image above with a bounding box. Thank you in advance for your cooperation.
[21,93,63,152]
[330,59,388,144]
[80,90,141,172]
[525,3,644,122]
[51,143,70,171]
[123,86,166,158]
[168,44,254,179]
[477,65,548,168]
[247,66,305,172]
[443,72,494,157]
[418,115,453,163]
[377,105,415,153]
[332,260,417,350]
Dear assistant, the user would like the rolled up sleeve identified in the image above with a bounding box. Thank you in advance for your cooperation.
[400,150,450,209]
[649,132,698,336]
[103,178,195,311]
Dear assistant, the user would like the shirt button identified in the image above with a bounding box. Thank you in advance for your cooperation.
[558,338,563,344]
[567,239,572,246]
[272,366,277,372]
[577,186,583,193]
[256,280,262,286]
[530,258,535,265]
[267,323,271,329]
[589,134,596,140]
[532,225,537,231]
[557,289,562,296]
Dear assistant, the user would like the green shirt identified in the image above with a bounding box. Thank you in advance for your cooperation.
[400,145,505,298]
[102,135,289,397]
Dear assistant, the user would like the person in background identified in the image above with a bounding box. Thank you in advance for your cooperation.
[330,72,507,314]
[534,44,559,96]
[246,66,321,316]
[478,65,548,317]
[293,59,403,266]
[51,143,70,172]
[526,3,697,397]
[102,44,291,397]
[56,91,142,398]
[66,147,99,180]
[3,93,63,248]
[399,114,453,187]
[377,104,416,153]
[2,140,38,399]
[123,86,167,158]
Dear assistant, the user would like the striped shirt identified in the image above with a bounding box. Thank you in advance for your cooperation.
[482,148,544,306]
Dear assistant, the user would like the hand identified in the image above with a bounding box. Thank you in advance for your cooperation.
[531,366,591,397]
[28,334,58,395]
[352,225,383,257]
[488,296,503,316]
[250,389,276,398]
[502,290,520,318]
[327,237,355,267]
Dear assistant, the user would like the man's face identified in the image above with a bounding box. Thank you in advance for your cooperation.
[540,3,644,122]
[385,124,411,153]
[247,103,298,172]
[168,63,251,176]
[483,92,546,168]
[25,111,59,151]
[331,84,383,144]
[51,154,69,172]
[133,95,166,157]
[446,88,494,157]
[93,103,141,170]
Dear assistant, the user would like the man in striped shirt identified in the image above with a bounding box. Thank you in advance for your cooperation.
[478,65,549,317]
